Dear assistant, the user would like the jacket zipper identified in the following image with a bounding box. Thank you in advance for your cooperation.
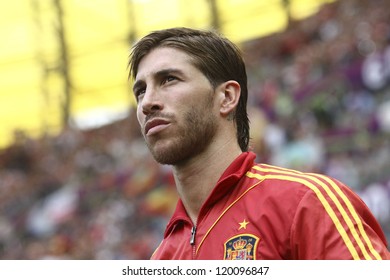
[190,225,196,245]
[190,224,197,259]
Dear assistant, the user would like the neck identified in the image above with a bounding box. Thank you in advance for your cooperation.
[172,137,242,224]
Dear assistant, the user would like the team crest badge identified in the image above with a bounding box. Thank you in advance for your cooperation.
[224,234,259,260]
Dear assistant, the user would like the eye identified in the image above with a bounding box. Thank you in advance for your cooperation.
[162,75,176,85]
[134,87,146,101]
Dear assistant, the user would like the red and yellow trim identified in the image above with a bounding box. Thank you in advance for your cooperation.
[245,164,382,260]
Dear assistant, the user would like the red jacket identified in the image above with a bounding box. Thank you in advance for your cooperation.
[151,152,390,260]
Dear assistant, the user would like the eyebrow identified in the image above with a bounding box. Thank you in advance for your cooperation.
[132,68,185,94]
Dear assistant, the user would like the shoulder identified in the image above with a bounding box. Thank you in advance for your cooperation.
[244,162,358,207]
[247,162,347,192]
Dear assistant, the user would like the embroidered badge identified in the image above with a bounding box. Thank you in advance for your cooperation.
[224,234,259,260]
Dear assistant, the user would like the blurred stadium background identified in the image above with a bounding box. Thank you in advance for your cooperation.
[0,0,389,259]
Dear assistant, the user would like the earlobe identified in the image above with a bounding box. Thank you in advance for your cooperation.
[219,80,241,117]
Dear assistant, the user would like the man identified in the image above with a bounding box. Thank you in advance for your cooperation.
[128,27,390,260]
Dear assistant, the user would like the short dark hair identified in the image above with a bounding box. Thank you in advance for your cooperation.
[128,27,250,152]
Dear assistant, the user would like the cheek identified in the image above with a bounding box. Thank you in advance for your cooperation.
[136,107,144,127]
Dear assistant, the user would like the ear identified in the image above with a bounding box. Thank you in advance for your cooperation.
[217,80,241,117]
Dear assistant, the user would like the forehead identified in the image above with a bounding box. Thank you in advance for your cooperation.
[135,47,196,80]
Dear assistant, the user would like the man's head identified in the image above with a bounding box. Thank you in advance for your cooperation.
[129,27,250,153]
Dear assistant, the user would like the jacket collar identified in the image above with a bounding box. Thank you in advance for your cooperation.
[164,152,257,237]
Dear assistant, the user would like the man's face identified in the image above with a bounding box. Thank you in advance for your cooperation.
[133,47,218,165]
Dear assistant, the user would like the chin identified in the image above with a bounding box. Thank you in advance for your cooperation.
[148,142,182,165]
[152,153,183,165]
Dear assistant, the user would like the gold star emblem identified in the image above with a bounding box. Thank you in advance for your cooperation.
[238,219,249,230]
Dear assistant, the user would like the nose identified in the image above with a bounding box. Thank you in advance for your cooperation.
[140,88,163,115]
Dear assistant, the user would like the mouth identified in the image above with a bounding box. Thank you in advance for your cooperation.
[144,118,171,136]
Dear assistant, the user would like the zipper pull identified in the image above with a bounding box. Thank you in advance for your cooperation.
[190,225,197,245]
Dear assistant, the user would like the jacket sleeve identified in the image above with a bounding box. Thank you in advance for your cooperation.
[289,175,390,260]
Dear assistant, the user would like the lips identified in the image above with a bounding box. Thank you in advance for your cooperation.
[144,118,171,136]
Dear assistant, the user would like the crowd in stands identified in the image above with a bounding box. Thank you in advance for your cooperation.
[0,0,389,259]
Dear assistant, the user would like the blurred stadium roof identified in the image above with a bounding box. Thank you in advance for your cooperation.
[0,0,335,149]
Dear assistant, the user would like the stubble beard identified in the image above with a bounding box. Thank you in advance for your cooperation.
[145,99,217,166]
